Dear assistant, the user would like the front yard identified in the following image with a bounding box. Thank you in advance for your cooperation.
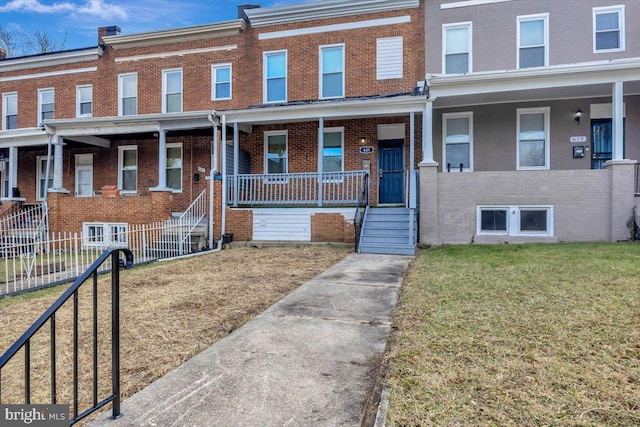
[385,243,640,426]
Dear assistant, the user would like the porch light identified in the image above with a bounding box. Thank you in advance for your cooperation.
[574,108,583,123]
[359,137,367,145]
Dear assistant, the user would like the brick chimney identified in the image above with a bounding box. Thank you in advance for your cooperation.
[98,26,121,46]
[237,4,260,23]
[0,48,6,60]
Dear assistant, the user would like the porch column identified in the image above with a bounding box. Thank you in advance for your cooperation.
[420,98,436,164]
[612,81,624,160]
[7,146,18,199]
[317,117,324,207]
[156,130,168,190]
[51,137,67,193]
[233,122,239,207]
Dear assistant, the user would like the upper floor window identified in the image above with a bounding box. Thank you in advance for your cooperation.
[2,93,17,130]
[593,5,625,52]
[377,37,403,80]
[166,143,183,192]
[162,69,182,113]
[320,44,345,99]
[517,107,550,170]
[517,14,548,69]
[118,145,138,193]
[118,73,137,116]
[443,23,472,74]
[323,128,344,173]
[264,50,287,103]
[38,88,54,124]
[443,112,473,172]
[212,64,232,100]
[76,85,93,117]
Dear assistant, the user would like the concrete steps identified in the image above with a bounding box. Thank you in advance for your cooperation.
[358,207,416,256]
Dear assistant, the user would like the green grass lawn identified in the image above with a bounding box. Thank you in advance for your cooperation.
[386,243,640,426]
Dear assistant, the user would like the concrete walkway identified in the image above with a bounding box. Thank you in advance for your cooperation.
[91,253,412,427]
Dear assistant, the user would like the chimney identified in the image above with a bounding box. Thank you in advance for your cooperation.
[237,4,260,23]
[98,26,121,46]
[0,48,6,60]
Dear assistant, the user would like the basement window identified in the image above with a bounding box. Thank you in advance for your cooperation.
[477,206,553,236]
[83,222,128,248]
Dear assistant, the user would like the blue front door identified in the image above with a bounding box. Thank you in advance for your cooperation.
[378,140,404,204]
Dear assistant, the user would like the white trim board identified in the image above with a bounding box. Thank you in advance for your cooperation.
[116,45,237,63]
[259,16,411,40]
[0,67,97,83]
[441,0,514,9]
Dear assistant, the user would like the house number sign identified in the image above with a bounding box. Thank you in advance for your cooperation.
[570,136,587,143]
[359,146,374,154]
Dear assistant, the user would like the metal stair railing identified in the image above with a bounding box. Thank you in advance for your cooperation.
[353,173,370,252]
[0,248,134,425]
[174,189,208,253]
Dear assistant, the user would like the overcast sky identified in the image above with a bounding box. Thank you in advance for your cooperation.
[1,0,308,50]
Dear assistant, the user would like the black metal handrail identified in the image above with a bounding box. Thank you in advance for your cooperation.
[0,248,134,425]
[635,163,640,196]
[353,173,370,252]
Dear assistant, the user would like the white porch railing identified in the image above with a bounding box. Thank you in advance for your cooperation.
[227,170,369,206]
[0,203,49,251]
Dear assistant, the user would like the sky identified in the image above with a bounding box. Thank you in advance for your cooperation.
[0,0,308,51]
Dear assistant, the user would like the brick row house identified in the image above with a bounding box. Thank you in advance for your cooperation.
[1,0,639,255]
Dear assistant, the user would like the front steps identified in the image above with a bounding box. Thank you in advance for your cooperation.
[358,207,417,255]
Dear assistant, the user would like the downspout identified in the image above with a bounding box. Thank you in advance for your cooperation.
[43,126,54,203]
[220,114,227,239]
[207,112,223,251]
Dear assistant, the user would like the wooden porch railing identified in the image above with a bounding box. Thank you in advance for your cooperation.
[227,170,369,207]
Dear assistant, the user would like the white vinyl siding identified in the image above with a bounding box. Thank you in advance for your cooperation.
[517,107,550,170]
[593,5,625,52]
[118,73,137,116]
[517,14,548,69]
[253,212,311,241]
[2,93,17,130]
[376,37,403,80]
[443,22,472,74]
[76,85,93,117]
[162,68,182,113]
[443,112,473,172]
[478,206,554,237]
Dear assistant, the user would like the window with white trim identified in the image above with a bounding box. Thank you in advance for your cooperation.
[1,159,9,198]
[83,222,128,248]
[2,93,17,130]
[118,145,137,193]
[443,112,473,172]
[517,14,548,68]
[320,44,345,99]
[443,22,471,74]
[76,85,93,117]
[264,50,287,103]
[36,155,53,201]
[478,206,554,236]
[75,154,93,197]
[265,131,287,174]
[118,73,137,116]
[212,64,232,100]
[38,88,54,125]
[377,37,403,80]
[593,5,625,52]
[322,127,344,173]
[166,143,183,192]
[517,107,549,170]
[162,69,182,113]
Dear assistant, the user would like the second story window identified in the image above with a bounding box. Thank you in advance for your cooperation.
[212,64,232,100]
[118,73,137,116]
[517,14,548,69]
[443,23,472,74]
[38,88,54,125]
[593,6,625,52]
[2,93,17,130]
[163,69,183,113]
[77,85,93,117]
[264,51,287,103]
[320,44,345,99]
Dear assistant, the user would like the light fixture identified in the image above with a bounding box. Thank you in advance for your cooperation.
[574,108,583,123]
[359,137,367,145]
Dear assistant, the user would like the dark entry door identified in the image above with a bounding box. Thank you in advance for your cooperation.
[378,140,404,204]
[591,119,612,169]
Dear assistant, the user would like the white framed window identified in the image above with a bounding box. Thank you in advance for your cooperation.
[212,64,232,100]
[377,37,403,80]
[83,222,128,248]
[118,145,138,193]
[517,107,550,170]
[320,44,345,99]
[76,85,93,117]
[443,112,473,172]
[593,5,625,52]
[443,22,472,74]
[264,50,287,103]
[118,73,137,116]
[517,14,548,68]
[2,93,17,130]
[38,88,54,125]
[1,158,9,198]
[166,143,183,192]
[322,127,344,174]
[265,130,288,175]
[75,154,93,197]
[36,155,53,201]
[477,205,554,237]
[162,68,182,113]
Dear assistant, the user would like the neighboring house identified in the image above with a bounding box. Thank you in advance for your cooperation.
[420,0,640,245]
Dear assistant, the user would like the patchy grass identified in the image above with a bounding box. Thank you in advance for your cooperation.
[0,246,351,418]
[386,243,640,426]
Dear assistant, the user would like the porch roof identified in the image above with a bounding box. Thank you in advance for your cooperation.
[429,57,640,109]
[0,127,48,147]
